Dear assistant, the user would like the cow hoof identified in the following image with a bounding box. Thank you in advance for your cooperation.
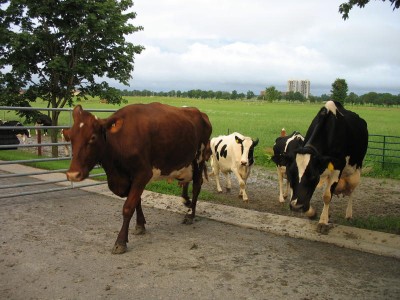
[182,216,194,225]
[112,242,127,254]
[133,225,146,235]
[226,188,231,193]
[317,223,333,234]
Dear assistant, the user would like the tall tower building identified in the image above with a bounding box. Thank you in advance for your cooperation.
[287,80,310,99]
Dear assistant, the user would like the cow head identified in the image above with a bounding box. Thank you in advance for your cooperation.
[65,105,123,182]
[235,136,259,166]
[285,148,332,218]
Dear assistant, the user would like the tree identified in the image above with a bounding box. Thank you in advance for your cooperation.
[345,92,359,105]
[0,0,144,156]
[264,86,281,102]
[246,90,255,100]
[339,0,400,20]
[330,78,348,105]
[231,90,238,100]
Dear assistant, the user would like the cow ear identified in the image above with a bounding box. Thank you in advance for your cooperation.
[72,105,83,121]
[252,138,259,147]
[104,117,124,134]
[235,136,243,144]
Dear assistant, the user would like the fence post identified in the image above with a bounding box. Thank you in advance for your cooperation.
[37,129,42,156]
[382,135,386,169]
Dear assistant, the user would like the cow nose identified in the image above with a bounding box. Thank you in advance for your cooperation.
[241,160,248,166]
[66,171,82,182]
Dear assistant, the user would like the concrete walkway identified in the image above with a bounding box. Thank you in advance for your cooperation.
[1,162,399,259]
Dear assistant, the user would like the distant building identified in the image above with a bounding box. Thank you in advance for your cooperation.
[287,80,310,99]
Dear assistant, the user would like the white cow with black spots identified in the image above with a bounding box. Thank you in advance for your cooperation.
[210,132,259,202]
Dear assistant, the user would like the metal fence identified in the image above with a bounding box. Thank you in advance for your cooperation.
[0,106,116,199]
[365,134,400,169]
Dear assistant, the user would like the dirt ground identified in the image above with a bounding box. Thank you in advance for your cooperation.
[1,176,400,299]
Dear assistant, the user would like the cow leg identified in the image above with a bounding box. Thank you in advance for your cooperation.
[317,175,339,234]
[225,172,232,192]
[346,197,353,220]
[113,177,150,254]
[183,163,203,224]
[133,201,146,235]
[232,168,247,202]
[215,170,223,193]
[181,183,191,207]
[277,167,285,203]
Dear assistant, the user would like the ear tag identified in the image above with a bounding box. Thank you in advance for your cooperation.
[109,119,123,133]
[235,138,240,144]
[328,162,334,171]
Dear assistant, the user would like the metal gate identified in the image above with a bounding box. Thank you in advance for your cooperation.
[366,134,400,169]
[0,106,116,199]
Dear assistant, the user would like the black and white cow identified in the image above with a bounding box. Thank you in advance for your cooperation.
[1,121,31,143]
[271,129,304,203]
[210,132,259,202]
[35,113,52,136]
[285,100,368,233]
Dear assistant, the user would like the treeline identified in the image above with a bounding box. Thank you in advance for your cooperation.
[120,89,400,106]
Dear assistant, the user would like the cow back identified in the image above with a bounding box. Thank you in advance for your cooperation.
[303,101,368,168]
[102,103,212,176]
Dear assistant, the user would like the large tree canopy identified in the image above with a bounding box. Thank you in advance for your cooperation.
[339,0,400,19]
[0,0,144,117]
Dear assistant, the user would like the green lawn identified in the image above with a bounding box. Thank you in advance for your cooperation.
[2,97,400,177]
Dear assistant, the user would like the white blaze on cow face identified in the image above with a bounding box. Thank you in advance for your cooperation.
[240,137,254,166]
[295,153,311,182]
[79,122,85,128]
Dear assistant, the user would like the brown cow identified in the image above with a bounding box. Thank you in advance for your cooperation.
[64,103,212,254]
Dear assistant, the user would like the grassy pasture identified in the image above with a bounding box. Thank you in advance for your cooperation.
[2,96,400,176]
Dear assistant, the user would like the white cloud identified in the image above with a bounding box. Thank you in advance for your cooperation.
[126,0,400,95]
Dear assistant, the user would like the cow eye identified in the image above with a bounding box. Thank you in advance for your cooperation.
[88,134,97,144]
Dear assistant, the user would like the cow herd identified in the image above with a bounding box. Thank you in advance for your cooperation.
[61,100,368,253]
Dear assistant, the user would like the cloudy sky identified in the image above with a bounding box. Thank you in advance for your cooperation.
[123,0,399,96]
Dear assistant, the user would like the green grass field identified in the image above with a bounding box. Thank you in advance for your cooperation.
[2,96,400,177]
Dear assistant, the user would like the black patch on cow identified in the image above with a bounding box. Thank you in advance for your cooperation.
[214,139,222,153]
[215,139,222,160]
[220,144,228,158]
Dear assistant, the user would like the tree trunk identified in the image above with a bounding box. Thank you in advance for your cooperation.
[51,110,59,158]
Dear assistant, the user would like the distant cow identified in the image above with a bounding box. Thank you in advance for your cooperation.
[1,121,31,144]
[271,129,304,203]
[35,113,52,135]
[60,129,70,156]
[285,101,368,233]
[210,132,259,202]
[63,103,212,254]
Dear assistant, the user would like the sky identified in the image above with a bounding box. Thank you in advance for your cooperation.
[121,0,400,96]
